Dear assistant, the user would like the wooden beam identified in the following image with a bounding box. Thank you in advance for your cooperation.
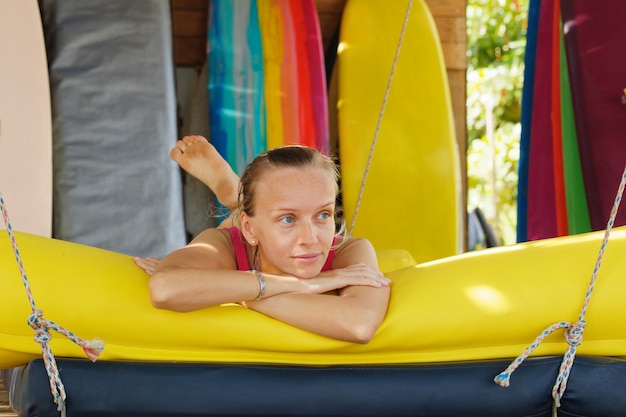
[172,9,207,37]
[433,15,466,43]
[425,0,466,17]
[170,0,208,11]
[315,0,347,14]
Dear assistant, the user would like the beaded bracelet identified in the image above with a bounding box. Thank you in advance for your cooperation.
[251,270,266,300]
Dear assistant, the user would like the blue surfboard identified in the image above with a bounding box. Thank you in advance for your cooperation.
[208,0,266,175]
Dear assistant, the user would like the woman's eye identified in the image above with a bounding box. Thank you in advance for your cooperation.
[318,211,332,220]
[279,216,295,224]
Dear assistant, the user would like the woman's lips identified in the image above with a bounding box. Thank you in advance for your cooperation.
[293,253,322,264]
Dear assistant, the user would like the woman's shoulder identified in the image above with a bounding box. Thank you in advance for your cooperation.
[332,236,378,267]
[336,236,375,251]
[190,227,234,247]
[174,227,238,270]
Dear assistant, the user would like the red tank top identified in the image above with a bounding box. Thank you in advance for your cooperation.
[225,227,337,272]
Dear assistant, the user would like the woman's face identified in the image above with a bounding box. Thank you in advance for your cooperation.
[242,166,337,278]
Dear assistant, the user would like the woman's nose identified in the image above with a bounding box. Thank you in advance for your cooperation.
[298,221,317,245]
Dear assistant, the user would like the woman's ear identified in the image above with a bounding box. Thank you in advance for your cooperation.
[239,212,257,245]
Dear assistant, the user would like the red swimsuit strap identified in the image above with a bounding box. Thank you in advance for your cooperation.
[225,227,251,271]
[226,227,338,272]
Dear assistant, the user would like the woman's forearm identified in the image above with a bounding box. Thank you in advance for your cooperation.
[244,286,390,343]
[149,268,307,312]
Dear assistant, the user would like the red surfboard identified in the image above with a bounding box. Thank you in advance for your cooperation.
[561,0,626,231]
[526,0,557,241]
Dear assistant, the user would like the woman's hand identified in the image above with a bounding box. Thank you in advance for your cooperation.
[243,261,390,343]
[235,237,391,343]
[134,257,160,275]
[298,263,390,295]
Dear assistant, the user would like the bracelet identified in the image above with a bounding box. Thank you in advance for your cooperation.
[251,270,266,300]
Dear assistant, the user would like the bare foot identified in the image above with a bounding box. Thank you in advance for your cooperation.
[170,135,240,210]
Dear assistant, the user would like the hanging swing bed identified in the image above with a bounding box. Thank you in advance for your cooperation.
[4,1,626,417]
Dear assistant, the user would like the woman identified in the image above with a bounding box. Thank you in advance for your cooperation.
[136,135,390,343]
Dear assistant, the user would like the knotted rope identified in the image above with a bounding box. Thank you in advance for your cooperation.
[494,166,626,416]
[0,192,105,417]
[348,0,413,236]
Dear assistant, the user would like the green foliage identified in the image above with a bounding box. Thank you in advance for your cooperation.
[466,0,528,245]
[467,0,527,69]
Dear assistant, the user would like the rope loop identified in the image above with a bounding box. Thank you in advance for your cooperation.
[28,309,44,326]
[1,192,105,416]
[29,309,52,344]
[564,320,585,347]
[494,166,626,415]
[493,321,570,387]
[33,332,51,345]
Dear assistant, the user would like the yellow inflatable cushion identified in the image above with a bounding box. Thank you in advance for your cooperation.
[1,228,626,369]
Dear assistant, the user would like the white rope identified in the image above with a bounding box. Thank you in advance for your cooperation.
[348,0,414,236]
[1,192,104,417]
[494,166,626,415]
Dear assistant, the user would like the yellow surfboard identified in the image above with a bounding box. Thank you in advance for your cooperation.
[337,0,461,263]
